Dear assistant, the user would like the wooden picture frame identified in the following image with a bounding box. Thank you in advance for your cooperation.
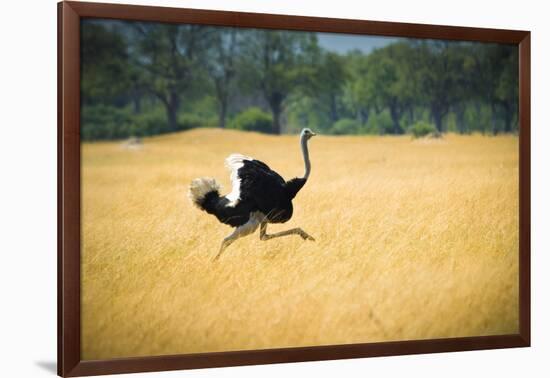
[58,1,531,376]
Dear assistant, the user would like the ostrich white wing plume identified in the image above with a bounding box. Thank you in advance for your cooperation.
[224,153,252,207]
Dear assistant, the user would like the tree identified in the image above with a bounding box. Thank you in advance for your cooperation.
[132,23,205,132]
[205,28,239,128]
[494,47,519,133]
[81,21,131,107]
[243,30,320,134]
[362,43,417,134]
[315,51,348,124]
[468,43,518,134]
[80,19,520,139]
[446,43,478,134]
[342,51,371,126]
[287,50,347,132]
[413,41,465,133]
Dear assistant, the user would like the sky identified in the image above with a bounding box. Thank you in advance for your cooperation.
[317,32,400,54]
[88,19,402,55]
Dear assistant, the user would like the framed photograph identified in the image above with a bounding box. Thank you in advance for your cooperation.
[58,1,530,376]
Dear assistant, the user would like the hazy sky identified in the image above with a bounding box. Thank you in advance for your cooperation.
[317,32,399,54]
[89,19,401,55]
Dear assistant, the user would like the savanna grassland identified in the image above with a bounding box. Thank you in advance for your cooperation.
[81,128,519,360]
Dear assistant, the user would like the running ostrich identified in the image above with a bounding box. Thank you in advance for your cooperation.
[188,128,317,260]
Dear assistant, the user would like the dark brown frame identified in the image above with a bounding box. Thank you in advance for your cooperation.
[58,1,531,376]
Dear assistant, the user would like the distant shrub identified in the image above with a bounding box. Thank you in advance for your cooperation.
[178,113,208,130]
[409,121,437,138]
[133,108,169,136]
[365,110,394,135]
[331,118,361,135]
[81,105,133,140]
[137,111,218,135]
[229,107,273,133]
[184,95,219,122]
[82,104,224,140]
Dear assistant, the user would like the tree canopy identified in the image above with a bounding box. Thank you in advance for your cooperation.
[81,20,519,140]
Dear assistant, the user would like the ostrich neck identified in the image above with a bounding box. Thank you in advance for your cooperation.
[301,135,311,180]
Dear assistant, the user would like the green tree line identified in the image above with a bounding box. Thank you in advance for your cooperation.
[81,20,518,140]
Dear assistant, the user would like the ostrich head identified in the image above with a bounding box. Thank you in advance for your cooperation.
[301,128,317,140]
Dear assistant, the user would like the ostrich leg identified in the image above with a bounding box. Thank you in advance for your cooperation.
[214,216,260,261]
[259,222,315,242]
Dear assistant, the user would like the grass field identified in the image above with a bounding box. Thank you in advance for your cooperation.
[81,128,519,360]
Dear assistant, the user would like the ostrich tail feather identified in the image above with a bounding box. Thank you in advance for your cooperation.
[188,178,221,210]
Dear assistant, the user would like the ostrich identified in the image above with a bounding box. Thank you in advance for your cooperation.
[188,128,317,260]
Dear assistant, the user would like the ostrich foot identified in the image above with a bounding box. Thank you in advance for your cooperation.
[298,231,315,241]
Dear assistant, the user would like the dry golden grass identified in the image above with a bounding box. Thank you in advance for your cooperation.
[81,128,518,360]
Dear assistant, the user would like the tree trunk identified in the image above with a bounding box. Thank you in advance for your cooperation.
[408,107,415,126]
[474,102,483,133]
[329,93,338,124]
[132,87,141,114]
[502,102,513,133]
[358,108,369,126]
[133,97,141,114]
[455,105,466,134]
[389,104,402,134]
[269,98,283,134]
[166,104,178,132]
[215,78,230,129]
[432,108,444,134]
[272,106,282,134]
[491,102,498,135]
[166,91,180,132]
[218,100,227,129]
[265,90,284,134]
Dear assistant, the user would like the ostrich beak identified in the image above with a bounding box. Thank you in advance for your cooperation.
[311,131,317,136]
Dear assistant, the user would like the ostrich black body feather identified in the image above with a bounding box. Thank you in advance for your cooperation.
[195,158,307,227]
